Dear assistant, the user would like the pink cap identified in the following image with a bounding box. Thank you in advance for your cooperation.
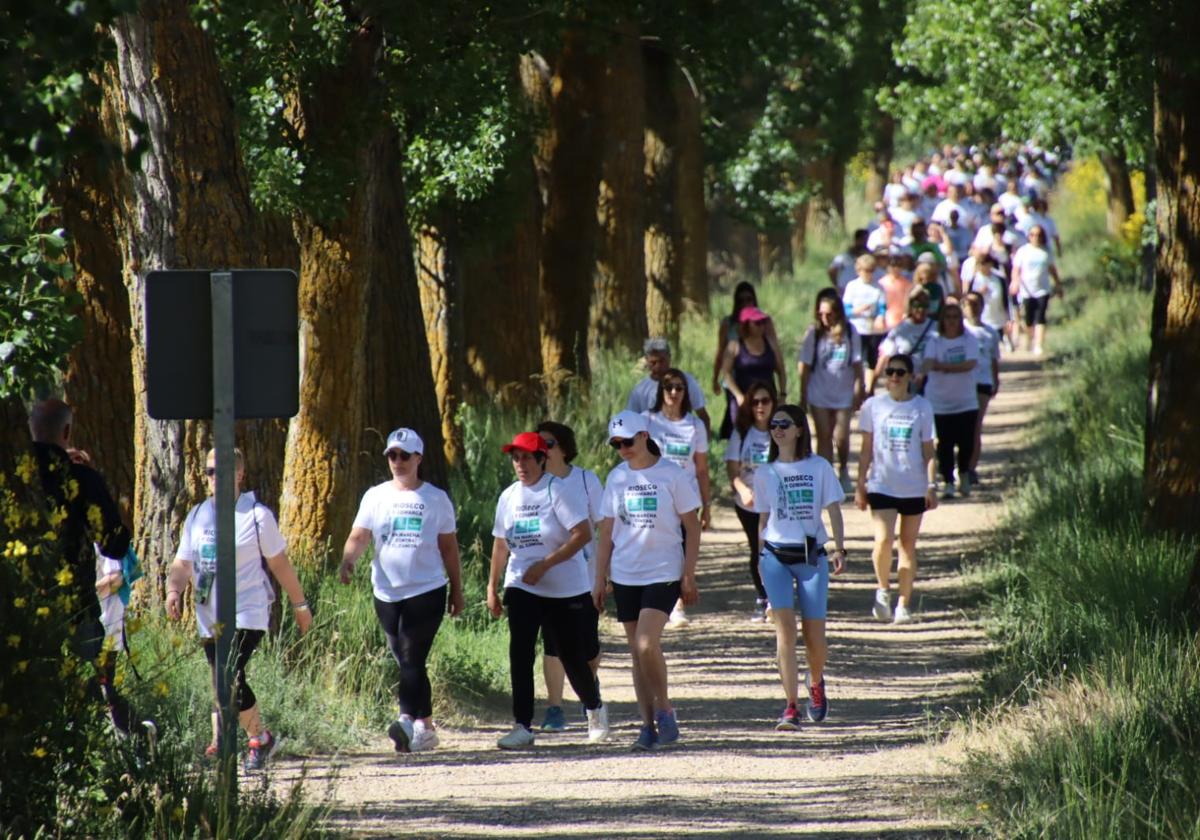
[737,305,769,324]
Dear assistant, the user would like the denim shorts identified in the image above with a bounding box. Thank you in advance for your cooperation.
[759,547,829,619]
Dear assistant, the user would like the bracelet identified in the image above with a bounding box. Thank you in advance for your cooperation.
[291,600,310,610]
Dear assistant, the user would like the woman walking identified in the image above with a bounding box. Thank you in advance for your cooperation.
[874,287,938,395]
[166,447,312,769]
[754,404,846,729]
[923,301,979,498]
[798,288,864,491]
[1011,224,1062,355]
[726,381,777,622]
[720,305,787,431]
[534,421,604,733]
[842,253,886,387]
[645,370,713,626]
[962,293,1001,487]
[711,283,783,439]
[339,428,465,753]
[855,355,938,624]
[595,411,701,750]
[487,432,609,749]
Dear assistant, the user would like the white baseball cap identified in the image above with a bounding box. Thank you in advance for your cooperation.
[608,410,648,440]
[383,427,424,455]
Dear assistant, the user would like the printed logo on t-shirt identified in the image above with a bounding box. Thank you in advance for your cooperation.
[666,442,691,458]
[945,345,967,364]
[775,472,817,522]
[884,417,916,452]
[751,450,769,464]
[620,485,660,529]
[514,517,541,536]
[385,502,427,549]
[507,503,546,549]
[392,515,423,532]
[827,343,849,368]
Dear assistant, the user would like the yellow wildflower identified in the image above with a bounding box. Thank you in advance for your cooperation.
[16,661,28,673]
[14,454,36,484]
[113,671,125,688]
[11,597,24,608]
[0,703,9,718]
[36,606,50,618]
[46,506,67,528]
[86,503,103,533]
[42,531,56,542]
[55,567,74,587]
[30,746,47,759]
[6,635,18,647]
[65,478,80,501]
[154,682,170,698]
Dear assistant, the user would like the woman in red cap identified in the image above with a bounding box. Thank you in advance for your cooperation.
[719,305,787,432]
[340,428,465,753]
[487,431,609,750]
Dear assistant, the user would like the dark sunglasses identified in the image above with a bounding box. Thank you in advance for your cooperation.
[609,438,636,450]
[750,396,773,406]
[884,368,910,378]
[663,382,686,394]
[387,450,415,462]
[204,467,217,477]
[769,419,794,430]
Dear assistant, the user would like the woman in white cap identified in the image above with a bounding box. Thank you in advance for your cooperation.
[166,447,311,770]
[595,410,701,751]
[487,431,609,750]
[340,428,465,753]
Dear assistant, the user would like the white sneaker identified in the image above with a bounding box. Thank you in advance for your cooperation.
[410,722,440,752]
[893,603,914,624]
[872,588,893,621]
[749,599,768,623]
[668,606,690,627]
[497,723,535,750]
[586,704,610,744]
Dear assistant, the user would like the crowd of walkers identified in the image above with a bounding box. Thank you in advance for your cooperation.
[29,143,1061,767]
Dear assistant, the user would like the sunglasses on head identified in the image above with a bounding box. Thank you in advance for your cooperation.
[387,450,415,462]
[769,419,794,430]
[609,437,637,450]
[884,367,910,378]
[750,396,773,406]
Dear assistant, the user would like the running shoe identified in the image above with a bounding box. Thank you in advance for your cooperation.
[749,599,769,623]
[968,469,980,486]
[893,603,914,624]
[586,704,610,744]
[838,468,854,494]
[872,588,893,621]
[655,709,680,746]
[958,471,972,498]
[244,730,279,772]
[497,723,535,750]
[410,723,440,752]
[388,717,413,753]
[775,704,802,731]
[204,740,220,760]
[632,723,658,751]
[805,675,828,723]
[668,606,690,627]
[540,705,568,732]
[942,482,956,500]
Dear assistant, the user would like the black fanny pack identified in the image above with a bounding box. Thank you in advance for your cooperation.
[763,538,821,566]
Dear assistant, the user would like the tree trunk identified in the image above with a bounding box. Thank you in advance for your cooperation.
[462,160,545,409]
[0,396,28,476]
[528,35,605,402]
[865,111,895,204]
[107,1,272,602]
[590,22,648,357]
[1098,148,1136,238]
[416,213,466,466]
[1146,29,1200,610]
[759,228,793,277]
[807,154,846,240]
[643,43,683,346]
[789,200,810,272]
[675,64,709,315]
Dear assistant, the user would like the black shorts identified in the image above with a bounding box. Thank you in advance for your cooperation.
[1023,296,1050,326]
[977,384,995,397]
[867,492,927,516]
[541,596,601,661]
[611,580,681,623]
[861,334,883,370]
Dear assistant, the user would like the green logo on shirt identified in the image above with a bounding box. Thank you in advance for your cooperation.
[887,426,913,441]
[666,443,691,457]
[514,517,541,536]
[392,516,423,532]
[752,451,769,464]
[626,496,658,512]
[787,489,814,505]
[200,544,216,560]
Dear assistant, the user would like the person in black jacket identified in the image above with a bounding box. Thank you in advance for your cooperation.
[29,398,137,733]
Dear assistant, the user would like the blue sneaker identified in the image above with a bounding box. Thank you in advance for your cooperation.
[632,723,658,751]
[806,675,828,723]
[655,709,680,746]
[540,706,567,732]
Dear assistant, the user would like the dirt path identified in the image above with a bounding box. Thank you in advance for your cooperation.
[276,354,1047,839]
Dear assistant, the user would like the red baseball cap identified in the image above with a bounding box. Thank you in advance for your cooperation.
[502,431,548,455]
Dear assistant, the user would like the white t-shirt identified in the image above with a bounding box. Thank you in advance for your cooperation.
[966,268,1010,331]
[176,492,286,638]
[858,394,936,499]
[96,552,125,646]
[932,199,976,231]
[889,206,918,242]
[997,190,1023,216]
[966,322,1001,387]
[842,278,886,336]
[493,473,590,598]
[626,372,706,414]
[753,456,844,546]
[972,224,1025,252]
[798,326,862,410]
[1017,211,1058,242]
[828,251,859,291]
[884,182,908,207]
[923,332,980,414]
[725,426,772,511]
[352,481,455,603]
[880,318,938,369]
[644,411,708,479]
[601,459,701,585]
[1013,243,1055,299]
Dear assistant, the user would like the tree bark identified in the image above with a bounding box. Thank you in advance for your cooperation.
[789,200,810,272]
[1146,39,1200,552]
[675,64,709,315]
[643,43,683,346]
[525,36,605,402]
[865,111,895,204]
[1098,148,1136,238]
[416,213,466,466]
[590,22,648,357]
[106,1,276,601]
[807,154,846,239]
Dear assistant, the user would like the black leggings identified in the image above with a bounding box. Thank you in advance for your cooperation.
[503,587,601,728]
[734,504,766,599]
[934,410,979,483]
[374,585,446,720]
[203,628,265,713]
